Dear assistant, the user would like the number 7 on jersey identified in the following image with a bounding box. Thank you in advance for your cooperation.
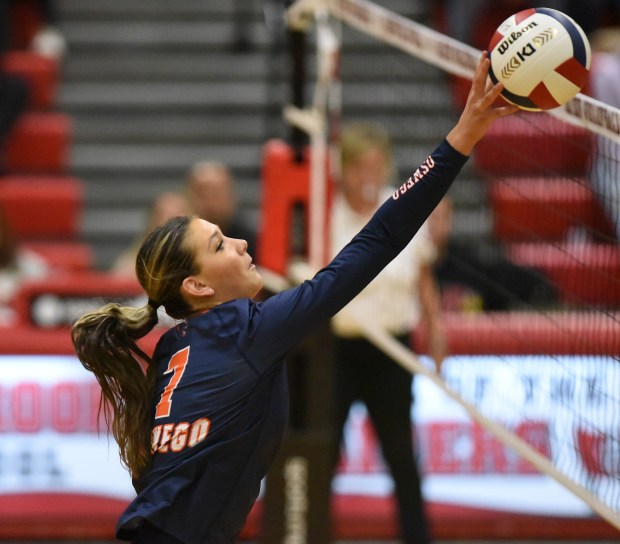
[155,346,190,419]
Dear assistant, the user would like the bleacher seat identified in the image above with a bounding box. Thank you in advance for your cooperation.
[0,176,83,239]
[489,177,616,242]
[473,108,618,309]
[23,241,94,271]
[2,51,59,110]
[4,112,72,174]
[0,326,73,354]
[13,272,144,328]
[414,311,620,356]
[0,324,162,355]
[508,242,620,306]
[474,114,591,176]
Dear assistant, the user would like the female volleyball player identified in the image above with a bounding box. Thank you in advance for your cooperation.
[71,54,517,544]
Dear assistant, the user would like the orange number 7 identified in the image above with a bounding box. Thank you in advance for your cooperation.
[155,346,190,419]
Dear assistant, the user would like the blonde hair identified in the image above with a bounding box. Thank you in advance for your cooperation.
[340,122,393,170]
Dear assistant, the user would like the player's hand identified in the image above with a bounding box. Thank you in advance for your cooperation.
[447,52,519,156]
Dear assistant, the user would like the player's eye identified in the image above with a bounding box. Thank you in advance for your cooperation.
[216,240,224,252]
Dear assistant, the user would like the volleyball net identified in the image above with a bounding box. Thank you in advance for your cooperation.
[277,0,620,531]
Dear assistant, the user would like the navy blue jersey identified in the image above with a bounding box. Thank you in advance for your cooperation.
[116,139,467,543]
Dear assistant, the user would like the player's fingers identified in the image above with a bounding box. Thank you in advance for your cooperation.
[495,104,520,118]
[466,54,486,102]
[484,72,497,93]
[472,78,505,116]
[482,81,504,106]
[471,52,490,94]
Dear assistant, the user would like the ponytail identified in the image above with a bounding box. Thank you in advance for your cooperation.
[72,215,196,478]
[71,301,159,478]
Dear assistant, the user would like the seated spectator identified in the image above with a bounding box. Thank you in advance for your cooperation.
[428,196,557,311]
[112,191,190,276]
[186,160,258,257]
[0,205,49,325]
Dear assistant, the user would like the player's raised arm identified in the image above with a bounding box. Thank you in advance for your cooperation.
[447,52,519,156]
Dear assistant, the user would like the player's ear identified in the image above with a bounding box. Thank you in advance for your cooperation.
[181,276,215,298]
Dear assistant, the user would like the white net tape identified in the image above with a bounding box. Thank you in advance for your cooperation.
[289,0,620,145]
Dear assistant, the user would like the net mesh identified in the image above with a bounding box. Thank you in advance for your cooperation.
[286,0,620,529]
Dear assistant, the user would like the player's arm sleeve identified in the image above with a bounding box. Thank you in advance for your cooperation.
[245,139,468,366]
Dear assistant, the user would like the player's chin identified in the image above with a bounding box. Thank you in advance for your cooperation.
[250,269,263,296]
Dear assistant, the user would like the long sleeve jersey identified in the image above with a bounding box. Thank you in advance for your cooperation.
[116,139,468,543]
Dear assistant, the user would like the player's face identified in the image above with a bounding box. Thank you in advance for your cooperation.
[186,218,263,304]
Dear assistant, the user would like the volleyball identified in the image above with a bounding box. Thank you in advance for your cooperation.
[487,7,591,111]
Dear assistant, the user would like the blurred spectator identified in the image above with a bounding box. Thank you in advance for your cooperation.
[428,196,557,311]
[112,191,190,276]
[328,122,443,544]
[589,26,620,242]
[427,196,485,311]
[186,160,258,258]
[0,205,49,325]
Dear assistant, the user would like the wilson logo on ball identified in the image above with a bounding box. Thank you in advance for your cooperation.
[487,8,591,111]
[500,28,556,80]
[496,21,539,54]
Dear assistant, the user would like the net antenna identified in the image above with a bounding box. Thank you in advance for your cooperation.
[286,0,620,532]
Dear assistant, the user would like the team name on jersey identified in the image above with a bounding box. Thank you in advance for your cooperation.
[151,417,211,454]
[392,154,435,200]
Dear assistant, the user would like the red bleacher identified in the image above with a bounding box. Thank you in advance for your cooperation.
[0,173,90,274]
[475,114,592,176]
[2,271,164,356]
[0,324,163,357]
[4,111,72,173]
[431,1,620,304]
[13,271,144,326]
[490,177,616,242]
[22,241,93,271]
[473,110,620,306]
[508,242,620,306]
[0,23,90,278]
[0,175,83,239]
[2,51,59,110]
[414,311,620,356]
